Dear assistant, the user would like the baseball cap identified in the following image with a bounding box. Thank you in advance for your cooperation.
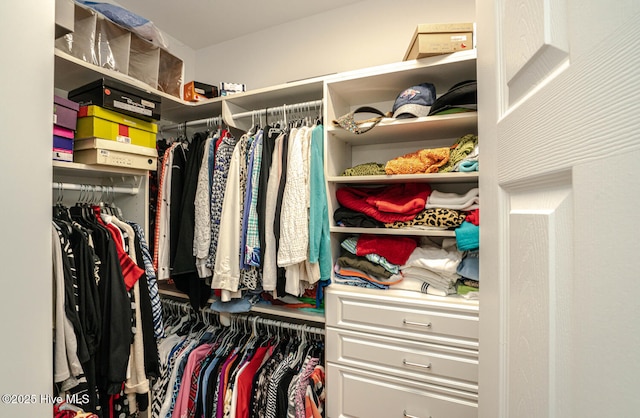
[391,83,436,119]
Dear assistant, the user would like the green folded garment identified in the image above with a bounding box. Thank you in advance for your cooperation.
[341,162,386,176]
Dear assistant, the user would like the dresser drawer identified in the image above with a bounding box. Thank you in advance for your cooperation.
[327,363,477,418]
[327,327,478,392]
[326,286,479,349]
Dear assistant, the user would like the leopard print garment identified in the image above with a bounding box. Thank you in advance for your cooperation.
[384,208,466,229]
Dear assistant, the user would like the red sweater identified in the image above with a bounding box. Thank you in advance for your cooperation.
[336,183,431,223]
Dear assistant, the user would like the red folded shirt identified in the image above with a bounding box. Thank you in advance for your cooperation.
[465,209,480,226]
[356,234,417,266]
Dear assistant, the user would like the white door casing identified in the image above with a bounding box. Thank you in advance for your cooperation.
[477,1,640,417]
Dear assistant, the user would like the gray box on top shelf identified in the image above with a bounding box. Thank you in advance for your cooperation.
[55,3,98,65]
[55,2,184,100]
[96,16,131,75]
[128,34,184,99]
[55,0,75,39]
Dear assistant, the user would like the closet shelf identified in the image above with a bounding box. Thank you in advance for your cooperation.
[53,160,149,178]
[327,172,478,184]
[329,226,457,237]
[325,50,477,108]
[54,48,224,124]
[157,283,326,324]
[327,113,477,145]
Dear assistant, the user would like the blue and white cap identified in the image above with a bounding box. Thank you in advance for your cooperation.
[391,82,436,119]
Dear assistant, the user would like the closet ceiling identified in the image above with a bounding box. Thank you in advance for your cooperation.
[114,0,363,50]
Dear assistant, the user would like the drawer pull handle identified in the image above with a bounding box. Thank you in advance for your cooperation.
[403,359,432,370]
[403,410,430,418]
[403,319,432,328]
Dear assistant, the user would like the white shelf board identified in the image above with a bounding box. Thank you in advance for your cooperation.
[325,50,477,106]
[222,78,325,111]
[327,172,478,184]
[53,160,148,178]
[158,285,325,324]
[327,112,477,144]
[330,226,456,237]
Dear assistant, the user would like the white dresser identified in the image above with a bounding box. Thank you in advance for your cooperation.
[326,285,479,418]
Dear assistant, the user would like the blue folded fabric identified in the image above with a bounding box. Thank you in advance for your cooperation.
[459,160,478,172]
[209,295,252,313]
[457,250,479,280]
[455,221,479,251]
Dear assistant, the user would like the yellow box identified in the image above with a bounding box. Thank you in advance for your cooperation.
[403,23,474,60]
[76,105,158,148]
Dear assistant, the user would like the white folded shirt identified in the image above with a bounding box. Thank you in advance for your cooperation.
[426,187,479,211]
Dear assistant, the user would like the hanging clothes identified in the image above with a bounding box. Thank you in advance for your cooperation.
[154,300,325,418]
[53,198,160,417]
[173,132,212,310]
[154,106,331,312]
[207,130,238,272]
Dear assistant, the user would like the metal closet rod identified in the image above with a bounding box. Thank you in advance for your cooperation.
[162,114,223,131]
[233,99,323,120]
[160,297,325,336]
[162,99,323,131]
[53,182,138,195]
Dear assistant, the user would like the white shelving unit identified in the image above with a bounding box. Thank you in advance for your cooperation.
[323,50,480,417]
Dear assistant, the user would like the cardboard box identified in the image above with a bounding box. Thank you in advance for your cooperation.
[69,78,162,121]
[53,135,73,151]
[219,82,246,96]
[55,0,75,39]
[74,148,157,170]
[53,133,74,162]
[54,95,80,130]
[74,137,158,158]
[403,23,474,60]
[184,81,219,102]
[76,105,158,148]
[53,149,73,162]
[54,125,75,139]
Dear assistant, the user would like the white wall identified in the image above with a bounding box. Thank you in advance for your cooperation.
[194,0,476,90]
[0,1,54,417]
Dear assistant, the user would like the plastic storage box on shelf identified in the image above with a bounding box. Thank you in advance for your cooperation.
[76,105,158,148]
[69,78,161,122]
